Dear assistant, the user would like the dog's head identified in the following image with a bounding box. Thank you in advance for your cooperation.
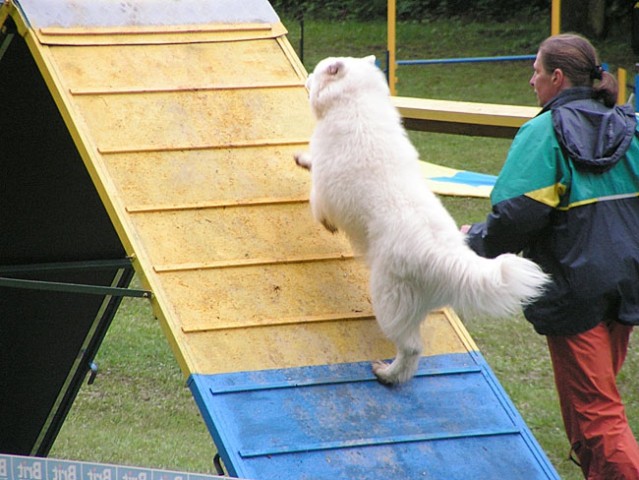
[306,55,388,119]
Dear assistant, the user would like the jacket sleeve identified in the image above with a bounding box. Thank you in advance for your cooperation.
[466,196,553,258]
[466,113,564,258]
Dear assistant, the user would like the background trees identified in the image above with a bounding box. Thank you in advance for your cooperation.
[271,0,636,41]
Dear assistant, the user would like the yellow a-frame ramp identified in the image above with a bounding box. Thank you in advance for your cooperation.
[2,0,466,378]
[1,1,558,478]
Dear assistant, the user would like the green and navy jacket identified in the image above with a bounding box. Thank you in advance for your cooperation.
[466,87,639,336]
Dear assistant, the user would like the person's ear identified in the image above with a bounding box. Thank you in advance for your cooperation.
[552,68,564,86]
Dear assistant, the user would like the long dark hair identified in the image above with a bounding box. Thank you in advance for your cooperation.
[538,33,618,107]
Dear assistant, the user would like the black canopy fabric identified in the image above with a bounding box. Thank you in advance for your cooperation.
[0,21,132,455]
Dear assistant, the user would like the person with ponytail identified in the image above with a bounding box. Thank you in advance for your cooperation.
[464,33,639,479]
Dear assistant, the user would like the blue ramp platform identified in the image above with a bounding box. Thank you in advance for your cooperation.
[189,351,559,480]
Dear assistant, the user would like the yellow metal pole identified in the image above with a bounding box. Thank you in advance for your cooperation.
[387,0,397,95]
[0,1,12,29]
[618,67,627,104]
[551,0,560,35]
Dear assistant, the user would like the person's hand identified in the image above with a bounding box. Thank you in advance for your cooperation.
[460,224,471,234]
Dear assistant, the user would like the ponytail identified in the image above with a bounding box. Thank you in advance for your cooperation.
[593,70,618,107]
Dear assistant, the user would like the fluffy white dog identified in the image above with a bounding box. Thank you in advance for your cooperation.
[295,55,549,385]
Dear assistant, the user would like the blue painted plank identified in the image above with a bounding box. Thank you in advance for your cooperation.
[189,353,559,480]
[16,0,280,28]
[430,171,497,188]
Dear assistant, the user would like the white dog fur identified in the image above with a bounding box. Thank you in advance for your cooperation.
[295,55,549,385]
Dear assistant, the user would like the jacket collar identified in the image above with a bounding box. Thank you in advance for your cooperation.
[538,86,593,115]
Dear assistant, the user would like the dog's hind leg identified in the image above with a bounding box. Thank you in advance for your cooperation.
[370,278,425,385]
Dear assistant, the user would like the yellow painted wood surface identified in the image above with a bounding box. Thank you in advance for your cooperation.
[10,8,475,377]
[393,95,539,137]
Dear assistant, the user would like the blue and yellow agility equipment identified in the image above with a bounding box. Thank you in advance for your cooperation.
[0,1,558,478]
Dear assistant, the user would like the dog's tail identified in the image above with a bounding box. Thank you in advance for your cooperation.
[450,251,550,318]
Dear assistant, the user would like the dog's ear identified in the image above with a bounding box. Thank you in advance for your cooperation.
[327,60,344,76]
[363,55,376,65]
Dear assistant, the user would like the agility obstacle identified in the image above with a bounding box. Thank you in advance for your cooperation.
[0,1,559,478]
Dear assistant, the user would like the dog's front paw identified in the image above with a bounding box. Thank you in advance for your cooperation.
[294,152,311,171]
[320,218,338,234]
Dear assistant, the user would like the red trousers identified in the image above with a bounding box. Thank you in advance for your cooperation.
[547,321,639,480]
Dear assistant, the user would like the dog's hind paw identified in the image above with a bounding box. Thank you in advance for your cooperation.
[372,357,419,385]
[371,360,395,385]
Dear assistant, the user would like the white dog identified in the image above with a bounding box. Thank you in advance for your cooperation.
[295,55,549,385]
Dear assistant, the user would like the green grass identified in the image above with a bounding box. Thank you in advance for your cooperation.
[50,284,217,472]
[51,16,638,480]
